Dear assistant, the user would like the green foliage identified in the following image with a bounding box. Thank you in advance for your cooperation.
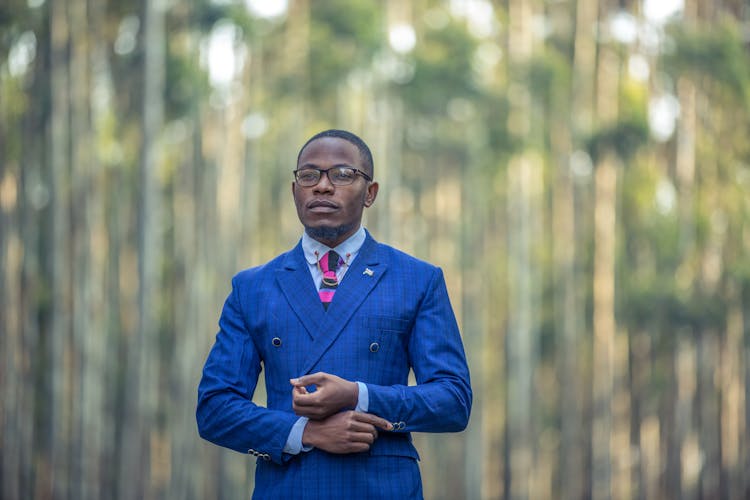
[190,1,254,34]
[398,19,479,116]
[0,77,29,162]
[622,279,726,333]
[0,0,43,61]
[729,258,750,300]
[164,47,210,121]
[586,74,650,164]
[619,77,649,124]
[520,50,570,109]
[662,21,750,105]
[0,0,31,32]
[621,191,681,271]
[476,90,518,164]
[308,0,384,99]
[586,116,649,164]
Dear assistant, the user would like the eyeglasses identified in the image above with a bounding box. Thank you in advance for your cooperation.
[293,166,372,187]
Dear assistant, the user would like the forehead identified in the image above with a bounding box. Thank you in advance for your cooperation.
[297,137,361,168]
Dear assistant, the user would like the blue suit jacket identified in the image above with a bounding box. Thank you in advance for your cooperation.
[197,232,472,499]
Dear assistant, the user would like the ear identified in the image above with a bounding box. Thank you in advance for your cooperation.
[363,182,379,207]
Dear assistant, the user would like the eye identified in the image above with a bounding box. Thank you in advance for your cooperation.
[297,170,319,183]
[332,168,356,181]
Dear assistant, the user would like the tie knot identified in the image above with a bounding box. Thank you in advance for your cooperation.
[319,250,341,273]
[318,251,341,308]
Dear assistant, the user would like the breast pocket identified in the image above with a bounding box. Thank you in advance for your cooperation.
[361,316,411,381]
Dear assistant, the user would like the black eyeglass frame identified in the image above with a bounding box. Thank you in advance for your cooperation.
[292,166,373,187]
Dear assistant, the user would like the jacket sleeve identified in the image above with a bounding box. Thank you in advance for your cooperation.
[365,267,472,433]
[196,275,298,464]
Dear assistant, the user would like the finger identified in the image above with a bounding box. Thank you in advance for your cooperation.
[348,429,377,445]
[289,377,306,387]
[377,420,394,431]
[344,419,380,441]
[290,372,327,387]
[292,391,321,407]
[346,419,375,433]
[294,407,326,419]
[293,398,328,416]
[355,425,378,441]
[357,413,394,431]
[342,442,371,454]
[293,404,324,419]
[292,400,320,417]
[292,389,311,401]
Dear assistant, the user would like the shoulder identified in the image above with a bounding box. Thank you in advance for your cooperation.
[370,239,444,287]
[376,241,437,271]
[231,247,297,286]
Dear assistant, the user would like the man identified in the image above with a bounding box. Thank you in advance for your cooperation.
[197,129,472,499]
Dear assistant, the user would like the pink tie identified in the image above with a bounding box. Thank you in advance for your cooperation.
[318,250,341,310]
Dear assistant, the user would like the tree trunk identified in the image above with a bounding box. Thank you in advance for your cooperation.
[505,0,541,498]
[49,0,73,497]
[590,1,621,496]
[550,1,585,495]
[119,0,165,498]
[591,153,617,500]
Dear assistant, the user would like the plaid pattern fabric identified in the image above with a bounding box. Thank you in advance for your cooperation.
[318,250,342,309]
[254,449,423,499]
[197,231,472,499]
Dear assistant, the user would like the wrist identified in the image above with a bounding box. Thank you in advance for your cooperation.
[301,419,318,448]
[350,381,359,409]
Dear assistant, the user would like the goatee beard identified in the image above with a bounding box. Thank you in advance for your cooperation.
[305,224,354,245]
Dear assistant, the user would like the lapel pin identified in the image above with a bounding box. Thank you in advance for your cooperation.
[363,268,374,276]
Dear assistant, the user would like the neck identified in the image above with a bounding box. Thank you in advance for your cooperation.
[305,223,358,248]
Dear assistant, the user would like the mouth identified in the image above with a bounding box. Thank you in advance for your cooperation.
[307,199,339,213]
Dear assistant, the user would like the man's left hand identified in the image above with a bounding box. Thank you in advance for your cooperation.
[290,372,359,420]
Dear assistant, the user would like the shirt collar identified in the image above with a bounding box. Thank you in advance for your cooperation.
[302,227,367,265]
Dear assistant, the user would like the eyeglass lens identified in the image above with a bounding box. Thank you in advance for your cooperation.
[296,167,358,186]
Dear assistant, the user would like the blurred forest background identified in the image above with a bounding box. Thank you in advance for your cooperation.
[2,0,750,499]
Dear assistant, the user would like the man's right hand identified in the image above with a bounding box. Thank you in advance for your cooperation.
[301,411,393,454]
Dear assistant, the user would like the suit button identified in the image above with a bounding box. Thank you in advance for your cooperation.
[369,342,379,353]
[272,337,282,347]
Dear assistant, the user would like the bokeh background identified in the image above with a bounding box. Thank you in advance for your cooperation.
[2,0,750,499]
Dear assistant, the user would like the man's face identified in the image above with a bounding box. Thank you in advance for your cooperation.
[293,137,378,247]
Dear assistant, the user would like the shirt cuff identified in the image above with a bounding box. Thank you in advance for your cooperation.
[355,381,369,412]
[283,417,312,454]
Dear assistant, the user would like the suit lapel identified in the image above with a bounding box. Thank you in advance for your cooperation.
[300,233,387,375]
[275,242,326,340]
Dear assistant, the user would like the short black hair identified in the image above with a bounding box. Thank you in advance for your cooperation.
[297,129,374,177]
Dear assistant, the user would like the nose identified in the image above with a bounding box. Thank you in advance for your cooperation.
[313,171,335,193]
